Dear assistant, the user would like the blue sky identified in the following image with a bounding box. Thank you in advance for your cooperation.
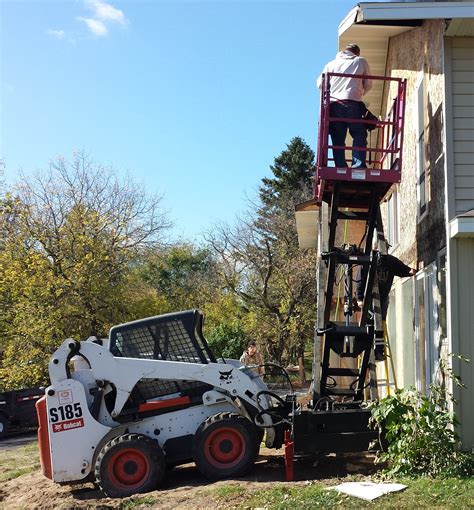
[1,0,358,241]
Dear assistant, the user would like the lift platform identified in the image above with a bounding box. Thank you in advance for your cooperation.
[291,72,407,459]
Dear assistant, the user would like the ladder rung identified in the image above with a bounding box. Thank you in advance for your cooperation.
[326,368,360,377]
[325,388,357,396]
[329,323,373,336]
[336,211,370,221]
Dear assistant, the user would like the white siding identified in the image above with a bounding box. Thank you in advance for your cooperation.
[453,238,474,451]
[450,37,474,216]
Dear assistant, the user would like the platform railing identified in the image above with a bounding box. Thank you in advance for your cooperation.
[315,72,407,200]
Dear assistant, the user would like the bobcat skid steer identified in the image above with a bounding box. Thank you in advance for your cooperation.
[36,310,292,497]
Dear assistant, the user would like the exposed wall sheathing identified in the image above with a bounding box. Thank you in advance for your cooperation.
[381,20,447,268]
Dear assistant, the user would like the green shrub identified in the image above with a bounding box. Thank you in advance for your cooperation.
[206,322,248,360]
[370,385,473,478]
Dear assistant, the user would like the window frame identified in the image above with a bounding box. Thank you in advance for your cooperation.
[415,72,428,221]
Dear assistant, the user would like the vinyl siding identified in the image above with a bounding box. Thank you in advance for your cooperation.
[450,38,474,215]
[453,238,474,451]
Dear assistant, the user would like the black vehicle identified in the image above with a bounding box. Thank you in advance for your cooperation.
[0,387,43,439]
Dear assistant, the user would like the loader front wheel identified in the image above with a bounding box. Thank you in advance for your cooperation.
[95,434,165,498]
[193,412,258,480]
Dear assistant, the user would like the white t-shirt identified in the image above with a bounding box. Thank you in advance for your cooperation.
[317,51,372,102]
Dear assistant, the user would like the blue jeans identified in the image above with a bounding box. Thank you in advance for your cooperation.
[329,101,368,168]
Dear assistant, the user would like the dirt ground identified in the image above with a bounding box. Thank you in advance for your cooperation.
[0,447,380,509]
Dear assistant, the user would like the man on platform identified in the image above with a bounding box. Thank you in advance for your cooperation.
[317,43,373,168]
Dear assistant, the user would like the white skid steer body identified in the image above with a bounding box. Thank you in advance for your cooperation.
[36,310,282,498]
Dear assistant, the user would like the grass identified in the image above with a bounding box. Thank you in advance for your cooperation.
[120,495,157,509]
[214,485,246,498]
[241,477,474,509]
[0,441,40,482]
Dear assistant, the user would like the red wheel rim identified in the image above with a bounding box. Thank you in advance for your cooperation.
[204,427,246,468]
[107,448,151,490]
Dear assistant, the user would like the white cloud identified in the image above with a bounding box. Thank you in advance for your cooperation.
[85,0,127,26]
[77,17,108,37]
[46,29,66,39]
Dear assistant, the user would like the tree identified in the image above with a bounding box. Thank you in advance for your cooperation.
[259,136,314,207]
[137,244,216,312]
[0,153,171,389]
[135,244,251,360]
[206,137,317,367]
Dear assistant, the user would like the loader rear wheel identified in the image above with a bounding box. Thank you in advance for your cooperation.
[95,434,165,498]
[0,413,8,439]
[193,412,258,480]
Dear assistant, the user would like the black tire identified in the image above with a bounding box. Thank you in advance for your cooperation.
[95,433,165,498]
[0,413,8,440]
[193,412,259,480]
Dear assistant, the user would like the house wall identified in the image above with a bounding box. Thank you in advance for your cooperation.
[445,37,474,218]
[449,237,474,451]
[445,35,474,451]
[381,20,447,269]
[376,20,447,400]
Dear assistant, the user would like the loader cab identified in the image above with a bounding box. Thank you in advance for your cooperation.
[109,309,217,364]
[106,310,218,422]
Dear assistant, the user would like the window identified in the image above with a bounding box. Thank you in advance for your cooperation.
[415,272,427,392]
[415,74,428,220]
[387,187,400,248]
[415,263,440,393]
[437,249,447,343]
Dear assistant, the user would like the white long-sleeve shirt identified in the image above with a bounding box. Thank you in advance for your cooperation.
[317,50,372,102]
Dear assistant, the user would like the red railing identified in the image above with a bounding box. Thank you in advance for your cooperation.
[315,72,407,203]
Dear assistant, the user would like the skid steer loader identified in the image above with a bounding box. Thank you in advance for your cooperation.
[36,310,293,497]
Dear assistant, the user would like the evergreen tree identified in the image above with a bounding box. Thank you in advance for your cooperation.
[259,136,315,208]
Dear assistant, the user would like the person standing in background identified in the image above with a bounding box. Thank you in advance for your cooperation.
[240,341,265,375]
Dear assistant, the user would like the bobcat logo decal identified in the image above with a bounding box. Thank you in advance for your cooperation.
[219,369,233,384]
